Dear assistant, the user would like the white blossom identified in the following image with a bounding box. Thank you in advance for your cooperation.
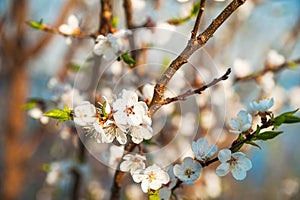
[58,15,80,35]
[216,149,252,180]
[113,89,148,127]
[93,34,119,60]
[84,122,109,143]
[249,98,274,113]
[108,145,124,168]
[129,115,153,144]
[229,110,252,134]
[74,101,97,126]
[120,154,146,175]
[104,121,128,144]
[192,138,218,161]
[132,164,170,193]
[173,157,202,185]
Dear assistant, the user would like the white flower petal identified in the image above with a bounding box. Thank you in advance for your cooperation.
[231,165,247,180]
[216,163,230,177]
[218,149,231,163]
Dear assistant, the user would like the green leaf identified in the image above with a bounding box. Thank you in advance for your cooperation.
[287,61,299,69]
[253,125,261,136]
[274,109,300,128]
[190,2,200,17]
[255,131,283,141]
[41,163,51,172]
[121,52,136,67]
[149,190,160,200]
[26,20,44,30]
[22,102,37,110]
[246,141,262,150]
[44,107,72,122]
[101,101,108,118]
[112,16,119,28]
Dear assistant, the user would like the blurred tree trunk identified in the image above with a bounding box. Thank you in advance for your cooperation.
[0,0,74,199]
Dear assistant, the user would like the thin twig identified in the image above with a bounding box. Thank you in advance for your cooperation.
[149,0,246,115]
[234,58,300,83]
[163,68,231,105]
[191,0,206,39]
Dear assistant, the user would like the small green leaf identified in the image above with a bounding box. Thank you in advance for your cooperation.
[149,190,160,200]
[112,16,119,28]
[246,141,262,149]
[22,102,37,110]
[26,20,44,30]
[44,108,72,122]
[287,61,299,69]
[41,163,51,172]
[256,131,283,141]
[121,52,136,67]
[101,101,108,118]
[190,2,200,17]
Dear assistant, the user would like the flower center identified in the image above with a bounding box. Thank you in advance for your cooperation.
[184,168,195,178]
[148,172,156,182]
[125,105,135,116]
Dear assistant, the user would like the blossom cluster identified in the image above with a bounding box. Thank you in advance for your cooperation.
[73,89,153,145]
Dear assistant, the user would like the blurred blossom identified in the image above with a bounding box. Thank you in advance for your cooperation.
[203,171,222,198]
[87,181,107,200]
[237,0,254,19]
[281,178,299,197]
[267,49,285,67]
[195,170,222,199]
[229,110,252,134]
[107,145,124,169]
[260,71,275,91]
[289,87,300,108]
[60,87,83,110]
[173,157,202,185]
[216,149,252,180]
[248,97,274,113]
[200,109,216,130]
[192,138,218,161]
[59,15,80,35]
[28,107,49,124]
[233,58,252,78]
[177,112,196,136]
[125,184,145,200]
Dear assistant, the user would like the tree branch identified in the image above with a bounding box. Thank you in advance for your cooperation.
[149,0,246,115]
[163,68,231,105]
[99,0,114,35]
[191,0,206,39]
[234,58,300,83]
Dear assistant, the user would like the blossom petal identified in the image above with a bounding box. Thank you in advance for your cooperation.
[231,165,247,180]
[218,149,231,163]
[216,163,230,177]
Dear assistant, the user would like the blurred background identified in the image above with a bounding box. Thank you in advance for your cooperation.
[0,0,300,199]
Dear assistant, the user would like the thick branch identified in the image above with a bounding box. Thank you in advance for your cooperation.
[149,0,246,115]
[163,68,231,105]
[191,0,206,39]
